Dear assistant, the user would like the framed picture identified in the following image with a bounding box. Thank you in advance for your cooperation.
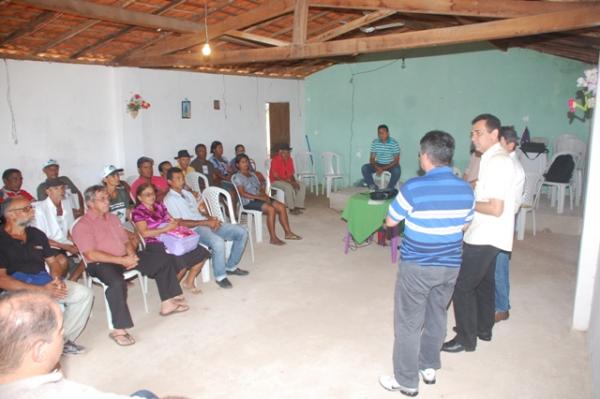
[181,100,191,119]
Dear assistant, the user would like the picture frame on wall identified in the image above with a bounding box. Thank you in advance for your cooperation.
[181,100,191,119]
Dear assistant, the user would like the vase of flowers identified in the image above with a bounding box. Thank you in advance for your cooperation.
[127,94,151,118]
[568,68,597,123]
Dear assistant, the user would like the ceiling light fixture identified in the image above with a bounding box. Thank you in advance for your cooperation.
[201,1,211,56]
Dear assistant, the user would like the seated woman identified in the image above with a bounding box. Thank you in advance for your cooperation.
[132,183,209,293]
[232,154,301,246]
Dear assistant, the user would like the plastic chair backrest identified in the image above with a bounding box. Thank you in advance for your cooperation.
[522,173,543,207]
[202,186,237,224]
[185,171,208,193]
[295,152,316,174]
[554,134,586,167]
[321,152,341,175]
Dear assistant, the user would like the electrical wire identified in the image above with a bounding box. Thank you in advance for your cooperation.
[3,59,18,144]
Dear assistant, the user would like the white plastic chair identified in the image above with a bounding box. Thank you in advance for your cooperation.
[373,171,391,189]
[232,182,264,244]
[541,151,578,214]
[294,151,318,194]
[71,218,149,330]
[554,134,586,207]
[185,171,209,194]
[202,186,254,263]
[320,152,344,198]
[516,173,544,240]
[125,175,137,186]
[263,159,286,204]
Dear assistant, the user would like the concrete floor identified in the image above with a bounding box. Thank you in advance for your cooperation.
[62,194,592,399]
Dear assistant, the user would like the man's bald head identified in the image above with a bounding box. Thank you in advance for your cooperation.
[0,291,61,375]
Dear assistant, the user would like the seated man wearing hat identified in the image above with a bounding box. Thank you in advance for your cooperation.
[270,144,306,215]
[130,157,169,203]
[32,179,85,282]
[36,159,84,217]
[0,169,35,204]
[175,150,195,176]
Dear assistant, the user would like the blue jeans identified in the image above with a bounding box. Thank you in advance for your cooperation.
[494,251,511,312]
[194,223,248,281]
[361,163,401,189]
[132,390,159,399]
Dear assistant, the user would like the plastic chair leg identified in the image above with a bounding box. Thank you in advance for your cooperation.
[201,259,211,283]
[516,209,526,241]
[141,276,149,313]
[344,231,351,254]
[253,214,263,243]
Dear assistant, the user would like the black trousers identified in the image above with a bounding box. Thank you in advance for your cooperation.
[452,243,500,350]
[87,243,182,329]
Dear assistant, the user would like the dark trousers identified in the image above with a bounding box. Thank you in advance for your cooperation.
[87,243,182,329]
[452,243,500,349]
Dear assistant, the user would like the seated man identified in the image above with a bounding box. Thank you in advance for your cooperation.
[0,169,35,204]
[158,161,172,180]
[361,124,401,190]
[32,179,84,282]
[130,157,169,202]
[36,159,84,217]
[190,143,216,187]
[0,197,92,355]
[72,185,188,346]
[175,150,195,176]
[164,167,249,289]
[0,291,170,399]
[270,144,306,214]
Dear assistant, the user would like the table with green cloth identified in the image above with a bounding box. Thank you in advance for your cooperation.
[341,192,401,262]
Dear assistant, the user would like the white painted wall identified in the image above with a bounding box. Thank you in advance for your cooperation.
[0,59,304,195]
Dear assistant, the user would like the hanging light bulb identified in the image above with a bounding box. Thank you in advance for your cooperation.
[202,1,211,57]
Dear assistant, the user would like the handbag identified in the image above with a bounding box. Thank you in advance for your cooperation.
[157,226,200,256]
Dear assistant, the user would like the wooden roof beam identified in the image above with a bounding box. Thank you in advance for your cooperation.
[125,0,295,60]
[226,31,290,47]
[292,0,310,44]
[0,10,58,47]
[129,5,600,67]
[309,0,599,19]
[309,9,396,42]
[12,0,204,33]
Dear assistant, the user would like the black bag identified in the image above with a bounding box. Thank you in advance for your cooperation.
[520,142,547,154]
[370,188,398,200]
[544,154,575,183]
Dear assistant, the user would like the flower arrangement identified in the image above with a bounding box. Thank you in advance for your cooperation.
[127,94,150,118]
[568,67,597,123]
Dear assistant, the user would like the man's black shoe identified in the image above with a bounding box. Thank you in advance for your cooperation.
[226,268,249,276]
[216,278,233,289]
[441,337,475,353]
[478,332,492,341]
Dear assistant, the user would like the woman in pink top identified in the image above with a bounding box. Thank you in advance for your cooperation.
[132,183,209,294]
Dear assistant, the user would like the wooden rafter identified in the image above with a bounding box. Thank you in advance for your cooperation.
[309,0,599,19]
[0,10,59,47]
[129,5,600,67]
[225,30,289,46]
[308,9,396,42]
[292,0,309,44]
[12,0,205,33]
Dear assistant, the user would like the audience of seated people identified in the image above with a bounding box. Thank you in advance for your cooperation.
[0,196,93,355]
[32,178,85,282]
[72,185,193,346]
[0,169,35,204]
[164,167,249,289]
[270,144,306,215]
[132,183,209,295]
[232,154,301,246]
[130,157,169,202]
[36,159,84,217]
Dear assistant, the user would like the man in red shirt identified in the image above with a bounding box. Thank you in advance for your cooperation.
[130,157,169,202]
[270,144,306,215]
[0,169,35,204]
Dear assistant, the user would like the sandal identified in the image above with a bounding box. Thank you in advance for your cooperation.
[159,303,190,317]
[182,284,202,295]
[285,233,302,240]
[270,238,286,246]
[109,332,135,346]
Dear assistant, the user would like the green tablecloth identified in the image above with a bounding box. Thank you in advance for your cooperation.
[341,192,393,243]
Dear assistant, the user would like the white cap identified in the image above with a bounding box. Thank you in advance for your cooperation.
[102,165,124,179]
[43,159,59,169]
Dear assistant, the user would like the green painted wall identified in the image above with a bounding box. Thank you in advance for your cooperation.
[304,45,593,184]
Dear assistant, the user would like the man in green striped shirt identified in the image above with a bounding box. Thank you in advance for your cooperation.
[361,124,401,190]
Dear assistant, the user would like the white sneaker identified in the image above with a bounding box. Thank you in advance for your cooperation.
[419,368,436,385]
[378,375,418,396]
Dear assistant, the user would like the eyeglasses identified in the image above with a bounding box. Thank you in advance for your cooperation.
[8,205,33,213]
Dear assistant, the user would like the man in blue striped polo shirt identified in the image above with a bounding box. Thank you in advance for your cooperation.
[361,124,401,190]
[379,131,475,397]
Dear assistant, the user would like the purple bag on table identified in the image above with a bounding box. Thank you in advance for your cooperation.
[157,226,200,256]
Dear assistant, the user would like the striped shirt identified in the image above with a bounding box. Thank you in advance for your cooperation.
[370,137,400,164]
[387,166,475,267]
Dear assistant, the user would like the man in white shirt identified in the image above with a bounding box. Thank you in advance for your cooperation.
[32,179,84,282]
[163,167,249,290]
[0,291,172,399]
[494,126,525,323]
[442,114,521,353]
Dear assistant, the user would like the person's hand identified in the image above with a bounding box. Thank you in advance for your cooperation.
[209,218,221,231]
[375,166,383,176]
[64,244,79,254]
[121,254,139,270]
[291,181,300,190]
[43,277,68,299]
[165,219,179,231]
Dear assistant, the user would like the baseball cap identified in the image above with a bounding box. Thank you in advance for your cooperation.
[102,165,124,179]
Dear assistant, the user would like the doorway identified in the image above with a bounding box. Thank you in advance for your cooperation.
[266,102,290,158]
